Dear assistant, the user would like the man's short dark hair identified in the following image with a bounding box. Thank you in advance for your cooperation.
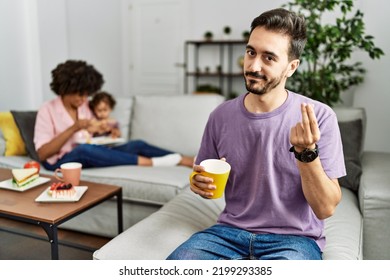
[250,8,307,60]
[50,60,104,96]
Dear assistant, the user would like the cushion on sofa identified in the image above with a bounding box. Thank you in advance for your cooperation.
[0,130,5,155]
[338,119,363,192]
[93,188,225,260]
[130,94,225,156]
[0,112,27,156]
[80,165,192,205]
[10,111,39,161]
[323,187,363,259]
[333,107,366,192]
[94,186,363,260]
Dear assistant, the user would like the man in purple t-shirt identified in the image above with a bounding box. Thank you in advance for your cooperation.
[167,8,346,260]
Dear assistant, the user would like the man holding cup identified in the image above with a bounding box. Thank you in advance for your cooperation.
[167,8,345,260]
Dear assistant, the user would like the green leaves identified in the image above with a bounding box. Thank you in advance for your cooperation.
[283,0,384,106]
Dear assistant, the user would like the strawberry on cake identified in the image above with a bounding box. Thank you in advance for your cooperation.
[48,182,76,198]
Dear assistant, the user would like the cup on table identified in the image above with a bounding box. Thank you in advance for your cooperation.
[190,159,231,199]
[54,162,82,186]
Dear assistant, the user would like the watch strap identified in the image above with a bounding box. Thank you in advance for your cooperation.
[289,144,319,163]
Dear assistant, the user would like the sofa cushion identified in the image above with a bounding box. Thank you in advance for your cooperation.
[333,107,366,152]
[338,119,363,192]
[80,165,192,205]
[94,186,362,260]
[93,188,225,260]
[333,107,366,192]
[323,187,363,259]
[0,112,27,156]
[130,94,225,156]
[0,130,5,155]
[10,111,39,161]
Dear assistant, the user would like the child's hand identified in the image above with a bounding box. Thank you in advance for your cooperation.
[87,119,108,134]
[74,119,91,130]
[109,128,121,138]
[99,120,111,132]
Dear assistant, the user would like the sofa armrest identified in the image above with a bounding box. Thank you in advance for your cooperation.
[323,187,363,259]
[358,151,390,259]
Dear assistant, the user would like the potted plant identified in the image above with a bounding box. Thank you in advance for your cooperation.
[223,26,232,40]
[195,84,221,95]
[242,30,250,41]
[204,31,213,41]
[283,0,384,106]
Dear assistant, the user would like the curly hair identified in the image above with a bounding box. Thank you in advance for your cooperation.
[89,91,117,111]
[50,60,104,96]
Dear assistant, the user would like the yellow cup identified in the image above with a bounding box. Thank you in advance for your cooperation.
[190,159,231,199]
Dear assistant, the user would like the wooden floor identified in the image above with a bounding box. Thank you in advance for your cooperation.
[0,217,111,260]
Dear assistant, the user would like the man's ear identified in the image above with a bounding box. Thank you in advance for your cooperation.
[286,59,300,77]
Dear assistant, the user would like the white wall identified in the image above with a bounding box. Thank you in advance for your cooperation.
[36,0,123,102]
[36,0,69,103]
[0,0,41,110]
[1,0,389,153]
[351,0,390,153]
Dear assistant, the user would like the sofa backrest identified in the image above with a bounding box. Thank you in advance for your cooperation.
[129,94,225,156]
[110,97,134,139]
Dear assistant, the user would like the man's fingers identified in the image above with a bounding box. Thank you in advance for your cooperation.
[306,104,320,142]
[190,173,215,198]
[301,103,312,142]
[291,103,321,149]
[300,103,320,144]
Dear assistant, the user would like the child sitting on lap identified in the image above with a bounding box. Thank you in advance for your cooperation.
[89,91,121,138]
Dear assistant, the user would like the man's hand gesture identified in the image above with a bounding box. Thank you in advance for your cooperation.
[290,103,320,152]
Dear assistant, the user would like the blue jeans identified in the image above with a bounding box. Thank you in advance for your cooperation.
[43,139,174,170]
[166,224,322,260]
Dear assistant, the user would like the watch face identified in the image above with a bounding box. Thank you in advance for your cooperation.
[301,150,318,162]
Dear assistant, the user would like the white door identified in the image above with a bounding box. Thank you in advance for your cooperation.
[122,0,188,96]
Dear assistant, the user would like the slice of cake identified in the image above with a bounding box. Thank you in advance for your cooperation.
[48,182,76,198]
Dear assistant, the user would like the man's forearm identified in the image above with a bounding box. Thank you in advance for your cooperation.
[297,157,342,220]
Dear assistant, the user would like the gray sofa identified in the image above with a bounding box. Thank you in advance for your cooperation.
[0,94,225,237]
[2,97,390,260]
[93,106,390,260]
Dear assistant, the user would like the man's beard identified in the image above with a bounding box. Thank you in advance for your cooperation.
[244,71,283,96]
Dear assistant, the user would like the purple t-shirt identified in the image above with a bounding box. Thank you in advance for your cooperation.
[196,91,346,251]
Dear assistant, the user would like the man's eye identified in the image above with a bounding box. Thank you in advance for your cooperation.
[262,55,275,63]
[246,50,255,56]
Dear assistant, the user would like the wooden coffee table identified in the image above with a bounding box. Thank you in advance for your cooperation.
[0,168,123,260]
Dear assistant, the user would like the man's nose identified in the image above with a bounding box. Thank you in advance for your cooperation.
[247,57,262,72]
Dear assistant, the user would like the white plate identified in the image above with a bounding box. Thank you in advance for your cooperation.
[35,186,88,203]
[76,136,126,146]
[0,177,51,192]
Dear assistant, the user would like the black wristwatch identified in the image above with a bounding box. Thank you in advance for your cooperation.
[289,144,319,163]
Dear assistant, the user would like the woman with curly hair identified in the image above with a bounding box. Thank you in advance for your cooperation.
[34,60,193,170]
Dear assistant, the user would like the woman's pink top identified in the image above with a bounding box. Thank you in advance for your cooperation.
[34,96,93,164]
